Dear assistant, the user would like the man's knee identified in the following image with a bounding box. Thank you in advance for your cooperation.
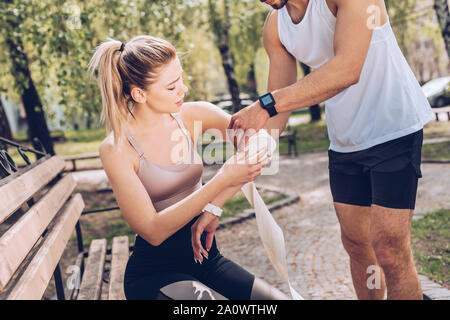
[370,205,414,273]
[334,202,372,259]
[371,234,410,274]
[341,232,372,260]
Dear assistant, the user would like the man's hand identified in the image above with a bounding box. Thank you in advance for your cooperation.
[191,211,219,263]
[227,102,270,149]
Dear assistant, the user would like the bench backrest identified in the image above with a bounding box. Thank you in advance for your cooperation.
[0,155,85,300]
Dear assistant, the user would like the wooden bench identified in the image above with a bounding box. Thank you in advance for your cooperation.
[62,153,101,172]
[0,153,130,300]
[432,106,450,122]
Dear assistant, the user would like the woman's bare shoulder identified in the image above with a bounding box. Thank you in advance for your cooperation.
[179,101,231,138]
[180,101,217,119]
[99,133,119,157]
[180,101,230,123]
[99,132,138,171]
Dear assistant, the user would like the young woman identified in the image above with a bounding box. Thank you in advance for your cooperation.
[88,35,289,300]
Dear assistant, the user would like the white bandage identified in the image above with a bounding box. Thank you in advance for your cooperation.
[240,129,303,300]
[243,129,277,161]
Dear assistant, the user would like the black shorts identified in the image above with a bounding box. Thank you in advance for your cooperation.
[328,129,423,209]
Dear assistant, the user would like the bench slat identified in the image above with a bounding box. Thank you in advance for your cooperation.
[0,156,65,224]
[0,174,77,290]
[108,236,129,300]
[77,238,107,300]
[62,153,99,161]
[4,194,84,300]
[432,106,450,112]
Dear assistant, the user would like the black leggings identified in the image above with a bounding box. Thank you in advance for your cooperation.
[124,253,287,300]
[124,226,288,300]
[124,253,250,299]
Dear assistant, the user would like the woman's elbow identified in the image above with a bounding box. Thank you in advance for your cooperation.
[149,238,163,247]
[136,219,165,246]
[140,232,164,247]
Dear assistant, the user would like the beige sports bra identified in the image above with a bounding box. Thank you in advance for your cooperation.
[125,112,203,212]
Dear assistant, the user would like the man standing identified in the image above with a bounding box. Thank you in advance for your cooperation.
[228,0,434,300]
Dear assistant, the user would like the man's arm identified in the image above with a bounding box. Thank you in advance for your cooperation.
[262,9,298,138]
[228,0,378,134]
[272,0,375,112]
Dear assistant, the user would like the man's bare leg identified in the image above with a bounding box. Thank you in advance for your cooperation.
[334,202,386,299]
[370,205,422,300]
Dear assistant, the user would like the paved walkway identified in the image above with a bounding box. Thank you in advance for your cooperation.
[71,150,450,300]
[209,152,450,300]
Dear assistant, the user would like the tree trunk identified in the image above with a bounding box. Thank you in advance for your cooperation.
[208,0,241,113]
[300,62,321,122]
[0,99,13,141]
[86,109,92,130]
[219,41,241,113]
[434,0,450,58]
[244,62,259,101]
[4,6,54,155]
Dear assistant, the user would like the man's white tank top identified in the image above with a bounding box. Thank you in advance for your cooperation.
[277,0,434,152]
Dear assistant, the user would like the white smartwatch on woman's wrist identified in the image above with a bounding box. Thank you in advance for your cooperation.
[202,203,223,218]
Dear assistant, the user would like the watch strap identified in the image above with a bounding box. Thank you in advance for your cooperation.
[202,203,223,217]
[259,93,278,117]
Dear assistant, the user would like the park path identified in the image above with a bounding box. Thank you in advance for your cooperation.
[72,146,450,300]
[209,152,450,300]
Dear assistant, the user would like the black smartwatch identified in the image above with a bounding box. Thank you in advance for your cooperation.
[258,92,278,118]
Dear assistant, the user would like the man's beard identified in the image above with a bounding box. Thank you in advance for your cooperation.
[271,0,289,10]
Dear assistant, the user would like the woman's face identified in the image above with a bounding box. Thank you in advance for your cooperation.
[144,57,188,113]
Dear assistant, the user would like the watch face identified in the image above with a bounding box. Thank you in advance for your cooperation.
[261,94,274,106]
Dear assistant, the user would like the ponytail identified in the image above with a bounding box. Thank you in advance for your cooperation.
[88,36,177,145]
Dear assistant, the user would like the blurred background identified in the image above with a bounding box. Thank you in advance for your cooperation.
[0,0,449,300]
[0,0,449,153]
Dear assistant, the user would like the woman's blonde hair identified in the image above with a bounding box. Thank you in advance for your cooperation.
[88,35,177,144]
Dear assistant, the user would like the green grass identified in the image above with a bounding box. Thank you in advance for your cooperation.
[411,209,450,288]
[8,128,106,165]
[221,192,288,219]
[74,210,135,248]
[423,121,450,139]
[54,140,102,156]
[63,128,106,143]
[422,141,450,161]
[280,118,330,154]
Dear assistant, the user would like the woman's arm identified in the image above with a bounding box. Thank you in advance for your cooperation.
[100,138,229,246]
[100,133,266,247]
[182,101,247,205]
[182,102,260,262]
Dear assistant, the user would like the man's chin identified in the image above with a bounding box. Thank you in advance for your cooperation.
[270,0,288,10]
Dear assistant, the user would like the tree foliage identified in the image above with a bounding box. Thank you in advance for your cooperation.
[0,0,447,137]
